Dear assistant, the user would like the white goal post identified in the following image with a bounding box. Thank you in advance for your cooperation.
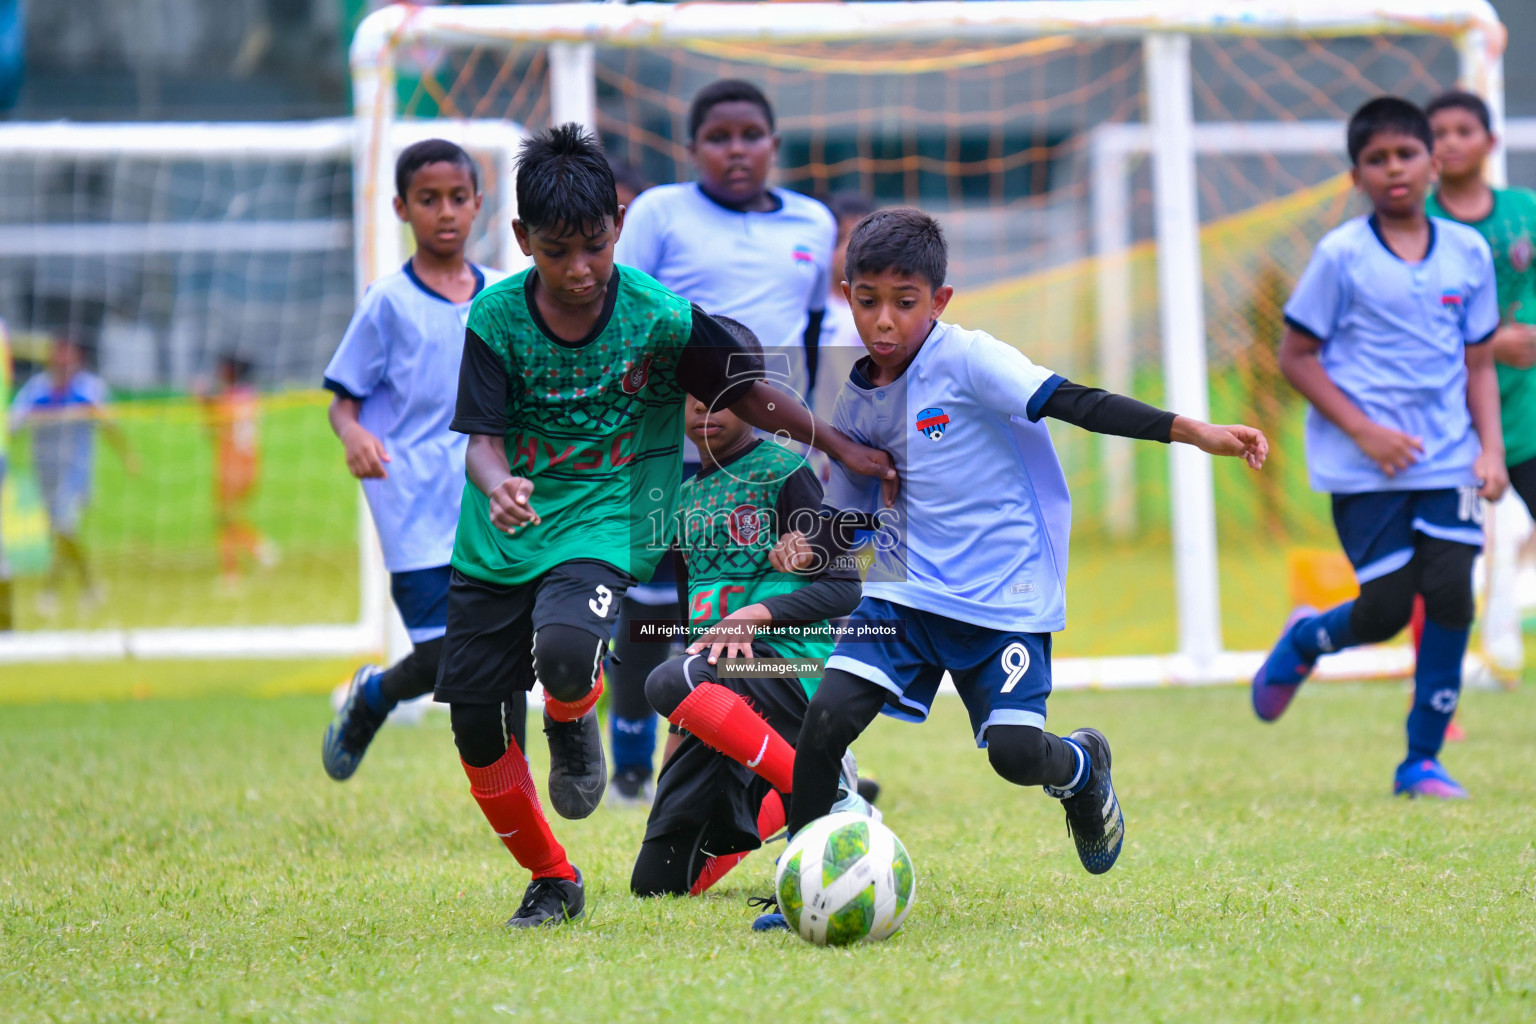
[0,117,523,664]
[346,0,1506,689]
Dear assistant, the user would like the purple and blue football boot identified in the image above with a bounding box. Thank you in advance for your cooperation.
[1252,606,1319,723]
[1393,759,1468,800]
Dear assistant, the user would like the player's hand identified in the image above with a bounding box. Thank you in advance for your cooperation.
[769,531,817,574]
[1475,449,1509,501]
[1171,418,1269,469]
[1492,320,1536,370]
[340,423,390,479]
[686,604,773,664]
[488,476,540,533]
[1351,422,1424,478]
[837,441,899,507]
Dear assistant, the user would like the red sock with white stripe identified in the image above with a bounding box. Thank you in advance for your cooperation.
[461,743,577,882]
[671,681,794,792]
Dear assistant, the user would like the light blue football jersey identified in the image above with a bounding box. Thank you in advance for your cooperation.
[1284,215,1499,494]
[323,261,504,573]
[615,182,835,399]
[822,321,1071,633]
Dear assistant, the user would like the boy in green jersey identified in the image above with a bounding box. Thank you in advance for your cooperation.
[437,125,896,928]
[1427,90,1536,505]
[629,317,866,898]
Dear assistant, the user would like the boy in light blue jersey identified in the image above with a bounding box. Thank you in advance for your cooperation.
[609,79,837,803]
[320,139,510,781]
[771,208,1267,895]
[1252,98,1506,800]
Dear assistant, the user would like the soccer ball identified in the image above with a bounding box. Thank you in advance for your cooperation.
[775,811,916,946]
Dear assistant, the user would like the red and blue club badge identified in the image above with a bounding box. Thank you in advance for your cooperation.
[916,406,950,441]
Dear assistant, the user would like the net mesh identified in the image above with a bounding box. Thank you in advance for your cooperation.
[0,144,506,634]
[392,26,1466,657]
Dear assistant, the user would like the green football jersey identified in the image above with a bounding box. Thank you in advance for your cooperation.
[452,266,737,586]
[1428,187,1536,465]
[679,440,836,699]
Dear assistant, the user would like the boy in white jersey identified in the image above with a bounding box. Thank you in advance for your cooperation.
[1251,98,1505,800]
[609,79,837,803]
[771,208,1267,896]
[320,139,510,781]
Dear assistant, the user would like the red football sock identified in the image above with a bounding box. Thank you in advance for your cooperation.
[544,668,604,723]
[672,681,795,793]
[687,791,788,896]
[461,744,577,882]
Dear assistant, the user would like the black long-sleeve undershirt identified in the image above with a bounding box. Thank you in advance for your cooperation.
[1039,379,1176,442]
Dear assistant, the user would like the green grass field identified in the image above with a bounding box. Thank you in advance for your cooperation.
[4,662,1535,1023]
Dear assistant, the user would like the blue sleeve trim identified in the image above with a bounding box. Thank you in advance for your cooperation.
[1025,373,1067,422]
[322,377,364,402]
[1283,315,1325,342]
[1469,326,1498,346]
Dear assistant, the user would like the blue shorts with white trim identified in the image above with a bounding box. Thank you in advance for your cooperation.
[823,597,1051,748]
[1331,487,1484,584]
[390,564,452,644]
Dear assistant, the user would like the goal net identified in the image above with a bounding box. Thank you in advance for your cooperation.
[350,1,1506,686]
[0,119,521,661]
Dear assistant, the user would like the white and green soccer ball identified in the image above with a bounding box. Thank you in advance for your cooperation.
[775,811,916,946]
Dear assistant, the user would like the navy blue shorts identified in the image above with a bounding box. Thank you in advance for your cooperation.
[1331,487,1484,584]
[390,565,452,643]
[824,597,1052,748]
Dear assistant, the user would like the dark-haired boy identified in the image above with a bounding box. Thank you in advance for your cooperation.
[609,79,837,804]
[629,316,867,899]
[321,139,510,781]
[769,207,1266,912]
[438,123,895,927]
[1253,97,1505,799]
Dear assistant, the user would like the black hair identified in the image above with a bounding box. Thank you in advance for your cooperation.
[1347,96,1433,165]
[395,138,479,200]
[843,207,947,291]
[1425,89,1493,134]
[688,79,775,141]
[827,191,879,225]
[712,315,763,356]
[516,122,619,240]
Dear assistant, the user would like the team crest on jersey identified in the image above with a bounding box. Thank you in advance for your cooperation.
[1512,237,1534,273]
[728,503,767,546]
[916,406,950,440]
[1441,290,1463,307]
[621,356,653,395]
[792,244,815,266]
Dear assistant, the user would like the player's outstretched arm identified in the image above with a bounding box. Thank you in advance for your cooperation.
[729,381,899,506]
[327,394,390,479]
[1279,326,1422,477]
[1465,339,1509,500]
[466,433,539,533]
[1168,418,1268,470]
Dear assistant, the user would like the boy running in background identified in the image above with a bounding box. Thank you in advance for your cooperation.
[608,79,837,803]
[767,208,1265,924]
[321,139,510,781]
[202,355,275,590]
[9,337,133,617]
[630,317,866,899]
[437,124,895,928]
[1252,98,1505,799]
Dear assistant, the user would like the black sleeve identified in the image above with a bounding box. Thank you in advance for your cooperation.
[450,327,511,436]
[771,466,859,582]
[758,577,863,626]
[675,305,757,408]
[1038,379,1177,443]
[803,308,825,393]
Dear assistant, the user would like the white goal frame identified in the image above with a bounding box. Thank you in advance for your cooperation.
[350,0,1506,688]
[0,117,524,663]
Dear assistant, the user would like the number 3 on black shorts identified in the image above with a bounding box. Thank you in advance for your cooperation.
[588,584,614,618]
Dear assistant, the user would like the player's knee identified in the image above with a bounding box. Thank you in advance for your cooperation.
[449,702,508,768]
[1349,568,1417,644]
[985,726,1051,787]
[644,658,693,719]
[533,624,604,703]
[1419,542,1476,629]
